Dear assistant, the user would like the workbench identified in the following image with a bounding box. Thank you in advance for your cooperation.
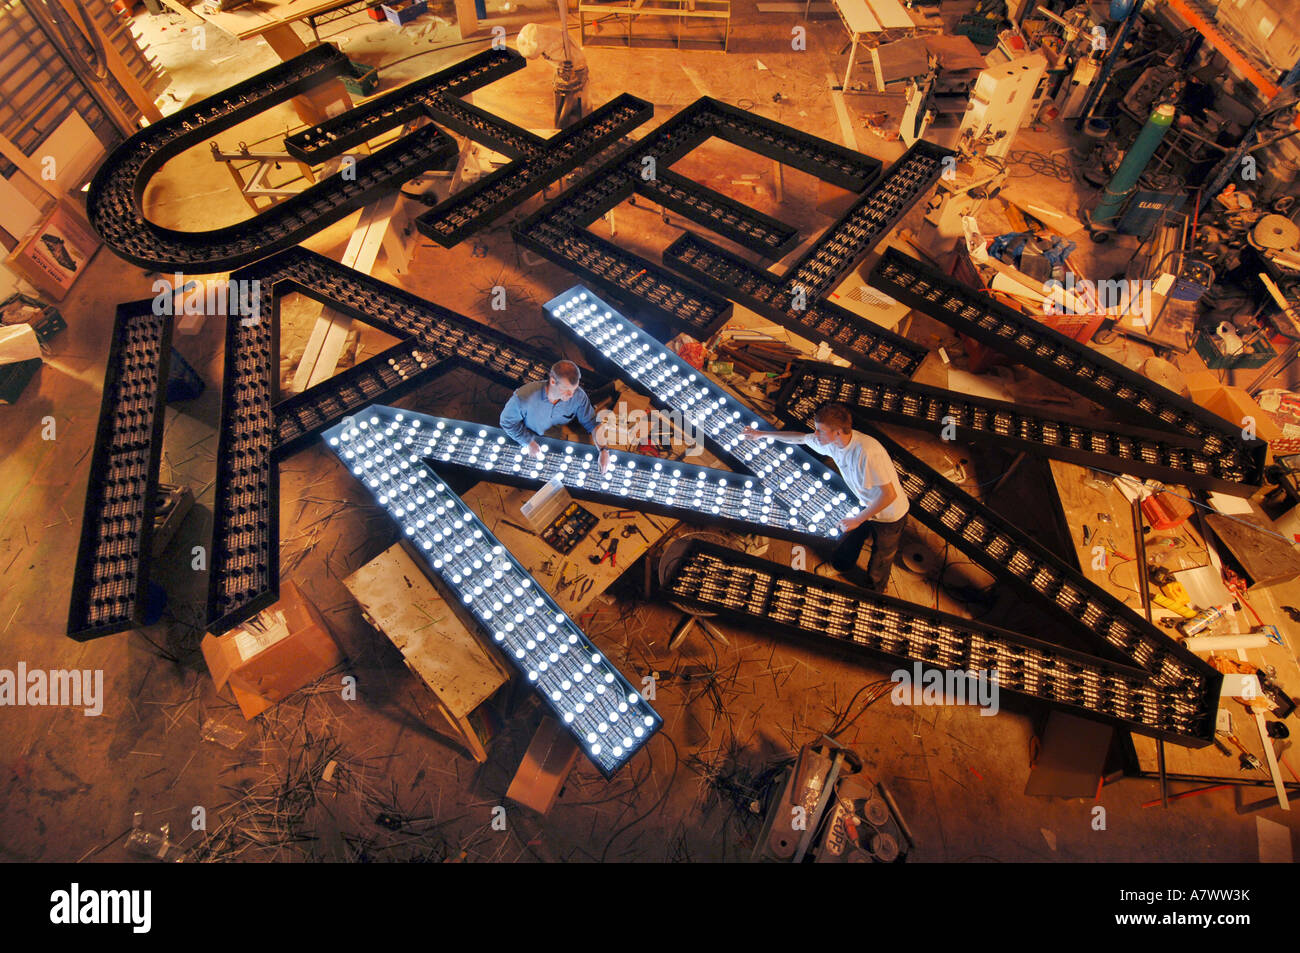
[164,0,356,122]
[1046,457,1300,810]
[343,542,511,761]
[465,481,674,616]
[826,0,916,92]
[578,0,731,52]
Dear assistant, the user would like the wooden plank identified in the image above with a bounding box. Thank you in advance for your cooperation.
[343,543,508,720]
[832,0,880,35]
[291,190,399,393]
[825,71,859,151]
[1253,707,1289,810]
[864,0,913,30]
[0,132,60,200]
[1204,512,1300,589]
[185,0,359,40]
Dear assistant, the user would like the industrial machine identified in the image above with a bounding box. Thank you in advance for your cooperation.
[914,52,1045,247]
[921,153,1008,247]
[960,52,1049,157]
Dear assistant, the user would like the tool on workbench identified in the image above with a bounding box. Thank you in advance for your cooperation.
[1154,594,1197,619]
[590,536,619,567]
[1081,524,1092,546]
[603,510,637,520]
[1257,666,1297,719]
[1181,603,1230,637]
[1217,731,1263,771]
[540,502,598,555]
[621,522,649,543]
[1222,568,1265,629]
[1147,565,1175,588]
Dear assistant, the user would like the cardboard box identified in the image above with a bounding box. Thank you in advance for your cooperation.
[201,582,343,720]
[1183,371,1283,455]
[1217,0,1300,74]
[506,717,581,816]
[382,0,426,25]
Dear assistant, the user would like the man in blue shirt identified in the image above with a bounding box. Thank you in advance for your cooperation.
[500,360,610,472]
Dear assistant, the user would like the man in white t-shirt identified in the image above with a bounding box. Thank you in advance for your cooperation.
[742,402,908,591]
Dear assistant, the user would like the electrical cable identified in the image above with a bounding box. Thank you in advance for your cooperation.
[599,731,679,861]
[1006,149,1074,183]
[825,679,894,739]
[1106,551,1142,596]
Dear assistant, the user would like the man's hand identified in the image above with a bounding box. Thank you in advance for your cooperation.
[599,448,610,474]
[527,440,541,457]
[837,513,867,533]
[741,427,763,440]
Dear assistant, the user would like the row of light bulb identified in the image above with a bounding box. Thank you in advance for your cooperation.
[325,409,662,776]
[544,288,859,536]
[901,451,1197,693]
[677,552,1201,730]
[361,414,832,533]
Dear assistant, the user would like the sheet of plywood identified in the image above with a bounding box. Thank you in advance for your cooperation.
[1024,710,1113,797]
[1205,512,1300,588]
[866,0,914,30]
[871,37,930,85]
[833,0,880,35]
[925,33,988,71]
[343,543,507,720]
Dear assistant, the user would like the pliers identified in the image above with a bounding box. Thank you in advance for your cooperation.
[594,537,619,568]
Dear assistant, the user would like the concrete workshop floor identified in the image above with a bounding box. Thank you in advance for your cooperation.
[3,2,1299,864]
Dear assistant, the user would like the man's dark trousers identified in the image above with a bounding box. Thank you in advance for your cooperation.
[831,515,906,591]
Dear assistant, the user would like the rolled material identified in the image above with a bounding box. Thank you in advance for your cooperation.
[1184,633,1270,652]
